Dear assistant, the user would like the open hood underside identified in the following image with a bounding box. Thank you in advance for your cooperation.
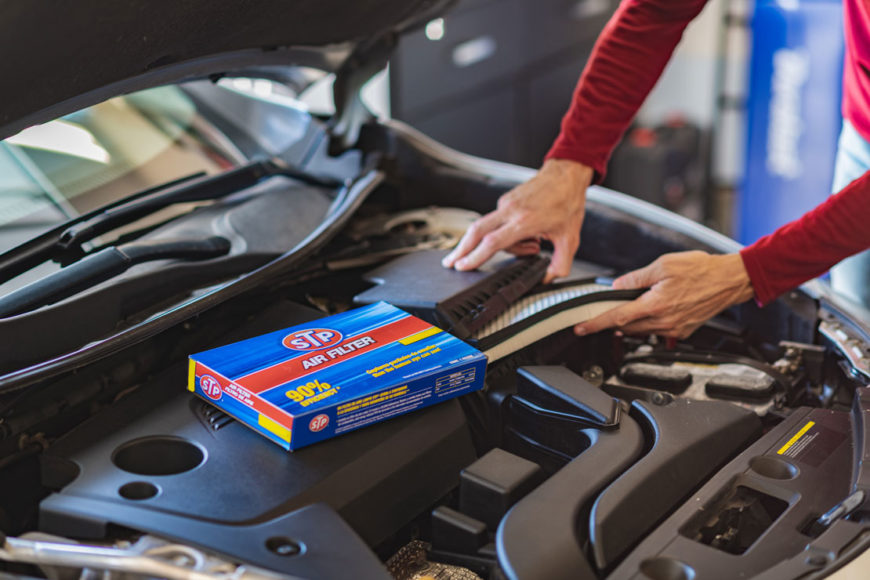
[0,0,450,140]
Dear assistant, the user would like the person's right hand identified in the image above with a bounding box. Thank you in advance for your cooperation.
[441,158,594,283]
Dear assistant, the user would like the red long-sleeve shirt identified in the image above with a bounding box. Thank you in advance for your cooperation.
[545,0,870,305]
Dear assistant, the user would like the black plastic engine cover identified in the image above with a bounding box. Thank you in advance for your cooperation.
[37,304,476,578]
[610,407,858,579]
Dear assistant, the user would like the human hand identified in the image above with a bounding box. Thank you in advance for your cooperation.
[574,251,755,339]
[442,159,594,283]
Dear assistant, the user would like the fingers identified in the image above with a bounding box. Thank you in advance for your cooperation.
[618,318,670,336]
[507,239,541,256]
[442,213,502,268]
[574,296,652,336]
[570,251,740,340]
[612,262,660,290]
[544,232,580,283]
[453,222,524,271]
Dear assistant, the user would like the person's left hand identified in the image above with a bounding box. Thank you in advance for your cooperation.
[574,251,755,339]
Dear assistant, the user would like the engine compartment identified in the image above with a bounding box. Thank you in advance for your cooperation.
[0,123,868,580]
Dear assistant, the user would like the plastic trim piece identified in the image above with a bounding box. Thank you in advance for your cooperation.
[820,319,870,381]
[516,366,620,429]
[610,407,856,579]
[38,500,389,579]
[496,415,644,580]
[589,398,761,570]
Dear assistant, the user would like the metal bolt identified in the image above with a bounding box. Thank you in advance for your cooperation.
[805,553,829,567]
[265,537,301,557]
[583,365,604,386]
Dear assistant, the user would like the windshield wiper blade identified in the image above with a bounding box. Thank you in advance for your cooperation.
[0,236,231,318]
[0,159,340,284]
[0,172,204,285]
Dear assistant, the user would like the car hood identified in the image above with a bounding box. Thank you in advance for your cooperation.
[0,0,450,141]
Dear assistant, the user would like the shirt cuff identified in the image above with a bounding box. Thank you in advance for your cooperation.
[544,144,608,184]
[739,245,775,306]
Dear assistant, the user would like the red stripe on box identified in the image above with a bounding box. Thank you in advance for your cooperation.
[236,315,433,394]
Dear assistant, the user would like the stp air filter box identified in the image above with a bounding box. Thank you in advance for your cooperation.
[188,302,487,451]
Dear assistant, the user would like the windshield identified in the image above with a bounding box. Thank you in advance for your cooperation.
[0,85,247,253]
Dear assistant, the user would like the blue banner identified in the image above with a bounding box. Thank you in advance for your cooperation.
[738,0,844,245]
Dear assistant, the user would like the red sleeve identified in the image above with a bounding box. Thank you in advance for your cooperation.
[740,171,870,305]
[545,0,710,180]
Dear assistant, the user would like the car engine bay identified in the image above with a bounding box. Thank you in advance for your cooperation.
[0,120,869,580]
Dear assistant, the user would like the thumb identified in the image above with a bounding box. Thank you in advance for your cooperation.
[613,263,659,290]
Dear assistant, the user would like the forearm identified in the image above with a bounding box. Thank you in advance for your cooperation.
[545,0,710,179]
[741,170,870,305]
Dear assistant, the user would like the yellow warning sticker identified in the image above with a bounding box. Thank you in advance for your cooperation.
[777,421,815,455]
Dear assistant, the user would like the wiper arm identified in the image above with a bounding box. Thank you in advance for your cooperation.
[0,236,231,318]
[0,158,340,284]
[0,172,204,285]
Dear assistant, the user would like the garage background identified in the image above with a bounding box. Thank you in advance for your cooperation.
[379,0,844,245]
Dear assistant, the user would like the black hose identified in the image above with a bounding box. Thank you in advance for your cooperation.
[0,237,230,318]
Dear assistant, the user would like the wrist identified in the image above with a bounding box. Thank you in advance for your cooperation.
[716,253,755,303]
[540,159,593,193]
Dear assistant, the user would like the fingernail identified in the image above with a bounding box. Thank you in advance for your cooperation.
[441,256,452,268]
[455,258,468,269]
[574,326,587,336]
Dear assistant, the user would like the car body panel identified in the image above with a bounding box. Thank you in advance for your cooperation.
[0,0,453,140]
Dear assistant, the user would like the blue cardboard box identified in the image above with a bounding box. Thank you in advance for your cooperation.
[188,302,487,450]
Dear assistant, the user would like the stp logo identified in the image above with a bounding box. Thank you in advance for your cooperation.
[309,414,329,432]
[283,328,343,351]
[200,375,222,400]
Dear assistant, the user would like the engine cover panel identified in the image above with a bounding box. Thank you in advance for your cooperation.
[37,303,476,575]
